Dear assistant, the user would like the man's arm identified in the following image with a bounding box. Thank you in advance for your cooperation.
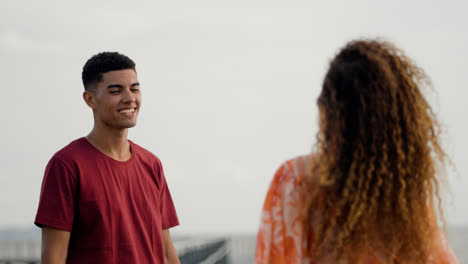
[162,229,180,264]
[41,226,71,264]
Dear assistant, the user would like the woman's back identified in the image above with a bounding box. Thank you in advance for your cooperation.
[255,39,459,263]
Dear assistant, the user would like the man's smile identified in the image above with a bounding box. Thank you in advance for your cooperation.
[118,108,136,115]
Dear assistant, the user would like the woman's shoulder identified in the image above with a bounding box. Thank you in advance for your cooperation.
[272,153,318,191]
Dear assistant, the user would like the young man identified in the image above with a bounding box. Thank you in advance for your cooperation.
[35,52,180,264]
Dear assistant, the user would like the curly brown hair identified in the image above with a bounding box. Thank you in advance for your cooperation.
[302,39,448,263]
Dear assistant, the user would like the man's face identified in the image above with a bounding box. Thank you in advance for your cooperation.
[88,69,141,130]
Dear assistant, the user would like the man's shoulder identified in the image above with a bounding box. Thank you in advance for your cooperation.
[130,140,161,164]
[51,137,90,163]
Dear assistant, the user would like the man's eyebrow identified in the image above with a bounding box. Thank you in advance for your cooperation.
[106,83,140,89]
[107,82,140,89]
[107,84,123,89]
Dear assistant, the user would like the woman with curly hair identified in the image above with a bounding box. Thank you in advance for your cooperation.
[255,39,459,264]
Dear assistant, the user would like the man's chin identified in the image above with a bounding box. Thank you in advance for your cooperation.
[117,122,137,129]
[124,123,137,128]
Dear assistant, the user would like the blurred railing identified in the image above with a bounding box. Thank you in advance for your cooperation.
[178,238,229,264]
[0,240,39,264]
[0,235,255,264]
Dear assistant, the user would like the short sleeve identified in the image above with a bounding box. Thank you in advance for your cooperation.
[255,163,288,264]
[155,158,179,230]
[34,156,77,232]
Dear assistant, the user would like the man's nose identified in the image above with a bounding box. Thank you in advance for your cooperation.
[121,89,136,103]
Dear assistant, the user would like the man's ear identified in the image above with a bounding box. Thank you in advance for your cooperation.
[83,90,97,109]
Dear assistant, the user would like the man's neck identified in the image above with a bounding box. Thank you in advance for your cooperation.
[86,126,132,162]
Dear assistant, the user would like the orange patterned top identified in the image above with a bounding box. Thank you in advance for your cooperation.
[255,155,459,264]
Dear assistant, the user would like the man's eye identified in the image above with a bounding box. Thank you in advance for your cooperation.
[109,90,120,94]
[131,89,140,92]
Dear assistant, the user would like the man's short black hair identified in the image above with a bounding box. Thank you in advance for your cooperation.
[82,52,136,91]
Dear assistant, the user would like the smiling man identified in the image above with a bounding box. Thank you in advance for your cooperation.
[35,52,180,264]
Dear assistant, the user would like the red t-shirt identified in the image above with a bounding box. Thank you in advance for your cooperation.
[35,138,179,264]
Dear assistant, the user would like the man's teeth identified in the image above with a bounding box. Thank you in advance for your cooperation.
[119,109,135,114]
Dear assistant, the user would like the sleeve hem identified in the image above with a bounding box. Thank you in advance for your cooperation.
[34,218,73,232]
[162,220,180,230]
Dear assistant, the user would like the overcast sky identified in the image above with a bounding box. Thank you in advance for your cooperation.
[1,0,467,234]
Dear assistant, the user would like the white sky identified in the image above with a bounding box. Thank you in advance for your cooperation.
[1,0,467,234]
